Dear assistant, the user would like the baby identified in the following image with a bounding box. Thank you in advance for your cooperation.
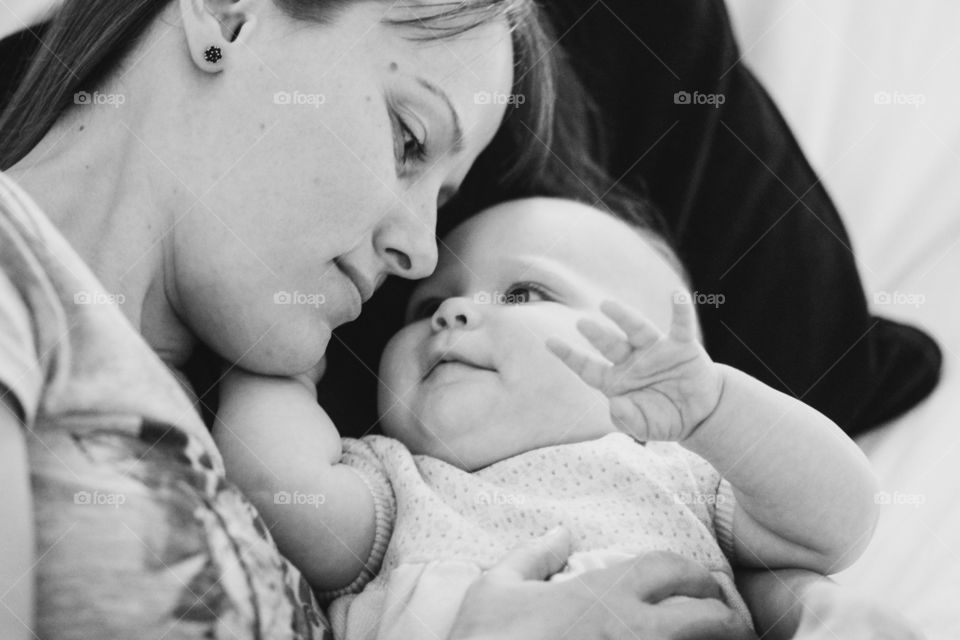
[215,197,880,639]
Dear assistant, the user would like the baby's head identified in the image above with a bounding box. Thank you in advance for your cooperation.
[377,197,694,471]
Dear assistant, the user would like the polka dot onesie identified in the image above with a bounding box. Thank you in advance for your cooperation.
[323,432,751,639]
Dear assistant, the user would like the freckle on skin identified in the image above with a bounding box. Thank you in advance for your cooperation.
[389,61,398,72]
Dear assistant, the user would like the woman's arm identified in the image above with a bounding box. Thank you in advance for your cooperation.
[736,568,827,639]
[214,368,376,591]
[737,568,924,640]
[0,394,34,640]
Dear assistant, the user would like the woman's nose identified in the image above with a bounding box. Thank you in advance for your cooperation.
[431,297,482,332]
[375,201,439,280]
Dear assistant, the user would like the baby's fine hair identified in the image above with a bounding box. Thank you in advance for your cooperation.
[580,194,693,290]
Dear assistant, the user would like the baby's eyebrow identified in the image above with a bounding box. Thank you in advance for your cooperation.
[501,255,581,286]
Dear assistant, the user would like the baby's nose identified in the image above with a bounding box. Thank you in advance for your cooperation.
[431,297,481,332]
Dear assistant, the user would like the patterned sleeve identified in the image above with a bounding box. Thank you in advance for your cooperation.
[0,260,43,426]
[315,437,397,603]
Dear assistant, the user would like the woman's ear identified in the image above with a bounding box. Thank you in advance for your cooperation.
[179,0,260,73]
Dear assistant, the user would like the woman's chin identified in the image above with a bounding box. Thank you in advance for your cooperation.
[216,322,332,376]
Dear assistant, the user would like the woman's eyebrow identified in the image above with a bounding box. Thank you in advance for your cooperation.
[415,76,465,154]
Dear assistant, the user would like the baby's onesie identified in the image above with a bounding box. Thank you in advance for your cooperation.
[324,432,751,639]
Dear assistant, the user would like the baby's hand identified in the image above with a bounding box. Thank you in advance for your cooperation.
[546,296,723,442]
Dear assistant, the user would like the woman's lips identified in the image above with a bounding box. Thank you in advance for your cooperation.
[344,278,362,322]
[334,258,376,303]
[331,260,366,323]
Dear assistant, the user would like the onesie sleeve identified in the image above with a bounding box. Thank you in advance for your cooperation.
[714,478,737,558]
[315,437,397,603]
[674,444,739,558]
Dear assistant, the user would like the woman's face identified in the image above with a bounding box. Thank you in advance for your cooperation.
[170,1,514,375]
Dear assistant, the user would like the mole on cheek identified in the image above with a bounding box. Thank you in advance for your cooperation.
[389,61,398,72]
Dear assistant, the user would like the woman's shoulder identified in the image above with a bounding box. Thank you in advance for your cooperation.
[0,169,46,234]
[0,170,219,461]
[0,170,67,424]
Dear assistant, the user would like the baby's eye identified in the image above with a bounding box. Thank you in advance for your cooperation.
[504,282,552,304]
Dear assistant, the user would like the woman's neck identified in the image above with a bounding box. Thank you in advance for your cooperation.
[5,24,199,368]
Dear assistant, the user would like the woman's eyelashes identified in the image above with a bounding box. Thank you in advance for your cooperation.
[393,111,428,171]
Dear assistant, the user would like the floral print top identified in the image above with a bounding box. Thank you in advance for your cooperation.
[0,171,331,640]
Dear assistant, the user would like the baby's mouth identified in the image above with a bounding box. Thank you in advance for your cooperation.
[423,355,496,381]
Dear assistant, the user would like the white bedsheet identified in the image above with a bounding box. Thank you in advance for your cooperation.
[726,2,960,637]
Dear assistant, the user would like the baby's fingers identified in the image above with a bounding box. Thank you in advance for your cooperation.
[576,318,632,365]
[546,338,609,390]
[669,292,699,343]
[600,300,662,351]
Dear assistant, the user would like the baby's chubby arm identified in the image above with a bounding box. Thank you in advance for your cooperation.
[683,362,879,573]
[214,366,377,592]
[548,297,879,574]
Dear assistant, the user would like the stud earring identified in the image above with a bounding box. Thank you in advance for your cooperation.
[203,46,223,65]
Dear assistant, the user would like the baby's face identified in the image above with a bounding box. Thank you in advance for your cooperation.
[377,198,689,471]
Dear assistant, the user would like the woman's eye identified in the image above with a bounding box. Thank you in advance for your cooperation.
[504,283,551,304]
[394,115,427,168]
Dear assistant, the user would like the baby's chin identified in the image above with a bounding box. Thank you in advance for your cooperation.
[392,423,616,473]
[380,393,621,471]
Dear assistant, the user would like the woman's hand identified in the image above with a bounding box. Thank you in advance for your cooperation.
[547,296,723,442]
[448,527,756,640]
[792,580,924,640]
